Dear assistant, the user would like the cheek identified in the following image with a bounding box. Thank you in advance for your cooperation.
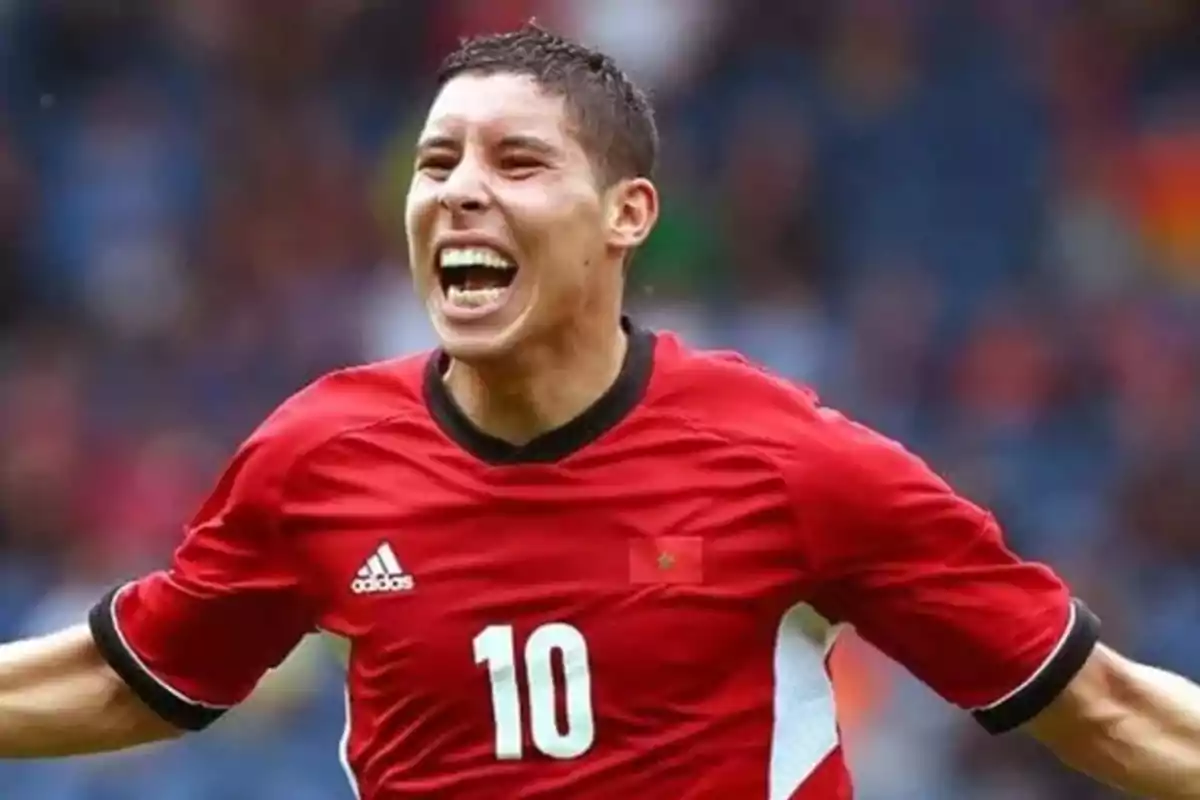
[534,234,606,312]
[404,185,436,242]
[498,182,604,294]
[522,194,602,260]
[530,221,590,283]
[404,215,435,280]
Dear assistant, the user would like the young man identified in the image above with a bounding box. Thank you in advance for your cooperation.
[2,24,1200,800]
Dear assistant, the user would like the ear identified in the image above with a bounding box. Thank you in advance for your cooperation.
[605,177,659,252]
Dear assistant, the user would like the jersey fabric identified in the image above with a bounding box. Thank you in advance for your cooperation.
[89,321,1100,799]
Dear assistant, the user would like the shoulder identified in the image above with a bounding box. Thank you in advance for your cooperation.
[649,330,930,497]
[649,330,825,450]
[240,353,431,473]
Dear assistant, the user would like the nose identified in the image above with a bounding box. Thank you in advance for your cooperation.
[438,160,489,214]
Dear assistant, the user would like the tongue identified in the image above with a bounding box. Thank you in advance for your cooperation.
[462,267,512,291]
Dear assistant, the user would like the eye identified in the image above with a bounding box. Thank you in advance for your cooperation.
[499,155,544,177]
[417,154,457,178]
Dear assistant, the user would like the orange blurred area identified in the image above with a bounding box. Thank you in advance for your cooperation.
[830,631,888,738]
[1127,127,1200,283]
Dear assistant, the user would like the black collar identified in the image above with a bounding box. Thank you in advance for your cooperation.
[423,320,656,465]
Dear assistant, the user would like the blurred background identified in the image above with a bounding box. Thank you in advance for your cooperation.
[0,0,1197,797]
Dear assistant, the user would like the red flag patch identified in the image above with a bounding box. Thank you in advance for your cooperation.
[629,536,703,584]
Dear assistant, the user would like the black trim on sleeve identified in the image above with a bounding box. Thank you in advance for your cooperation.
[88,585,228,732]
[973,598,1101,735]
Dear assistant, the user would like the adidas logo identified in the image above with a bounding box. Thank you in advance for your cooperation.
[352,543,415,595]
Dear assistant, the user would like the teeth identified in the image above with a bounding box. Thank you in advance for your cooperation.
[447,285,506,308]
[439,246,515,270]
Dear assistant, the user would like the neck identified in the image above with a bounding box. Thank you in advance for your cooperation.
[444,319,629,445]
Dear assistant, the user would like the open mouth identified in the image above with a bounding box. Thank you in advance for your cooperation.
[437,246,518,311]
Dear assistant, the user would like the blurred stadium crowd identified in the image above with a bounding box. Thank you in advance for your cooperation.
[0,1,1197,797]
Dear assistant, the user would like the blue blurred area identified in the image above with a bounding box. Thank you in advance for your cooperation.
[0,1,1197,798]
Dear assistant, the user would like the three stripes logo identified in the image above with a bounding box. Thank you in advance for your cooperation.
[352,543,415,595]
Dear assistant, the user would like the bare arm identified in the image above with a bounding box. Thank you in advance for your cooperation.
[0,625,180,758]
[1027,644,1200,798]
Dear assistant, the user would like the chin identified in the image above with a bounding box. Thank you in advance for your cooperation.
[430,314,530,365]
[426,290,540,364]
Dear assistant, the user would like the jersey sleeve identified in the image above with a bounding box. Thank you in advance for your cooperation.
[792,408,1099,735]
[88,426,317,732]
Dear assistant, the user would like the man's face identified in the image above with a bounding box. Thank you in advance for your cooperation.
[405,73,614,362]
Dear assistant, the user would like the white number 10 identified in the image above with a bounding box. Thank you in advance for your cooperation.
[472,623,595,760]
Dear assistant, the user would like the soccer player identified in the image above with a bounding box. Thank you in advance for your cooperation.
[2,24,1200,800]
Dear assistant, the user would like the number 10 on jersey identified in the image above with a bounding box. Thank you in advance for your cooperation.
[473,623,596,760]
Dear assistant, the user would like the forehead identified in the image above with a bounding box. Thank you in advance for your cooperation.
[421,73,574,144]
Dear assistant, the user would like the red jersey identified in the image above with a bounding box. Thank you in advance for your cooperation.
[90,323,1099,799]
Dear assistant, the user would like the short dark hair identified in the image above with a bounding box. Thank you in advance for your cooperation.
[437,22,658,187]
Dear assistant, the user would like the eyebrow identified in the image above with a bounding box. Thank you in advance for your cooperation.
[415,134,458,152]
[414,133,558,155]
[496,135,558,156]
